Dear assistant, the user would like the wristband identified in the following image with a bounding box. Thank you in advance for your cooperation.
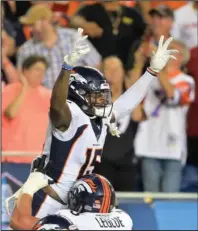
[62,63,73,71]
[147,67,158,77]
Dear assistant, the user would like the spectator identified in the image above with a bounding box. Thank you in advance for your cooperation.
[2,1,28,49]
[171,1,198,192]
[126,5,174,75]
[94,56,138,191]
[17,5,101,89]
[133,40,195,192]
[2,56,51,157]
[2,5,16,58]
[70,1,146,67]
[31,1,71,28]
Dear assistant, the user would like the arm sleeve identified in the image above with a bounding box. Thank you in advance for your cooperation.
[113,71,155,120]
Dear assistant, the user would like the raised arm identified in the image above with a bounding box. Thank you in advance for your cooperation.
[50,28,90,132]
[50,68,72,132]
[113,36,178,121]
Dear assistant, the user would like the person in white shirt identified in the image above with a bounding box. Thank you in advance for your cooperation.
[132,39,195,192]
[9,158,132,230]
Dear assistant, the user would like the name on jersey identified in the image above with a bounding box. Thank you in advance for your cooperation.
[95,216,124,228]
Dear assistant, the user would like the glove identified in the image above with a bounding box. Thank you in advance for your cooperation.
[5,187,23,217]
[109,121,121,138]
[23,155,54,197]
[5,156,53,216]
[30,154,51,174]
[64,28,91,67]
[22,172,54,197]
[105,111,121,138]
[150,36,178,73]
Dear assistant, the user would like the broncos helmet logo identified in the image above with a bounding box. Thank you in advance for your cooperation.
[73,179,97,194]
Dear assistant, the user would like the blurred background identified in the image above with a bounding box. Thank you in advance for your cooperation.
[1,0,198,230]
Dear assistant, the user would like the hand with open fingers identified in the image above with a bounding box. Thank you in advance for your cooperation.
[150,36,178,73]
[64,28,91,66]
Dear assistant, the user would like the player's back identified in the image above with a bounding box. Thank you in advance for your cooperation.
[55,208,133,230]
[41,100,108,203]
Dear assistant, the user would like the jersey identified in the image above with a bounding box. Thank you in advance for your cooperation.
[41,100,108,203]
[135,72,195,164]
[55,209,133,230]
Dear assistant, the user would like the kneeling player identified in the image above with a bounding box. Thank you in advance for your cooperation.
[9,170,132,230]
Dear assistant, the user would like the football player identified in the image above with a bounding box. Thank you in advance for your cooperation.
[9,161,132,230]
[6,28,178,218]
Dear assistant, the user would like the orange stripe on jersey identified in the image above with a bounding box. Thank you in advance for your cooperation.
[175,81,192,105]
[98,175,111,213]
[57,125,88,183]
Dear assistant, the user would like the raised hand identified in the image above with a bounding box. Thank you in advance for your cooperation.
[64,28,91,67]
[150,36,178,73]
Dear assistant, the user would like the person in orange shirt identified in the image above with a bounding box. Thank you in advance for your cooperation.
[2,55,51,162]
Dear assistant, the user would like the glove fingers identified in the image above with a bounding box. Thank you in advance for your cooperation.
[38,155,47,169]
[168,49,179,54]
[163,37,173,50]
[158,35,164,50]
[74,35,88,47]
[77,28,84,36]
[32,157,41,171]
[76,47,91,55]
[169,55,177,60]
[79,35,88,42]
[75,44,90,50]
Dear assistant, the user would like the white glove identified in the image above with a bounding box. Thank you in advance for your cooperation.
[109,122,121,138]
[5,187,23,217]
[64,28,91,66]
[105,112,121,138]
[150,36,178,73]
[22,172,54,197]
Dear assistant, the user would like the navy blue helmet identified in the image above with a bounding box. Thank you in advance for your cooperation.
[67,173,116,214]
[68,66,113,118]
[32,214,78,230]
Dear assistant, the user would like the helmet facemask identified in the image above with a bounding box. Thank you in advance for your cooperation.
[69,74,113,118]
[84,89,113,118]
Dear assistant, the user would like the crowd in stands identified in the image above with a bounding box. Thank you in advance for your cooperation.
[1,1,198,193]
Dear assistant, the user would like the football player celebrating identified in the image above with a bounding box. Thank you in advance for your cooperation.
[6,28,178,218]
[9,161,132,230]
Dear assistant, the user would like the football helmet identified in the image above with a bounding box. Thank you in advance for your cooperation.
[68,66,113,118]
[67,173,116,214]
[32,214,78,230]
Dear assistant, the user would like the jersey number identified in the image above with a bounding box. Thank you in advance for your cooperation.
[77,148,103,179]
